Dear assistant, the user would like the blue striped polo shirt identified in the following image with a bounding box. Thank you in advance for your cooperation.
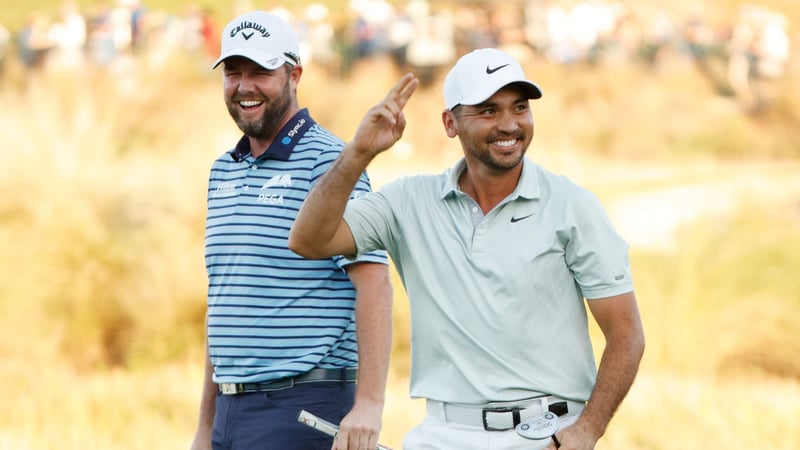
[205,108,387,383]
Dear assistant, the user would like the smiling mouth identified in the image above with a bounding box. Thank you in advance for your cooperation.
[239,100,264,109]
[493,139,517,148]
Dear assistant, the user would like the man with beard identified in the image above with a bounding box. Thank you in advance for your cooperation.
[289,48,645,449]
[190,11,394,450]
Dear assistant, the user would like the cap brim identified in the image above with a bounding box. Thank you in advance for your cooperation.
[456,80,542,109]
[211,49,287,70]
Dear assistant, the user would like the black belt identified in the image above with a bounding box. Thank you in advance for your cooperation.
[218,367,357,395]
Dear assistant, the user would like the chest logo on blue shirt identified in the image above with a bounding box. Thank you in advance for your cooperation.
[261,174,292,189]
[211,181,237,198]
[258,174,292,205]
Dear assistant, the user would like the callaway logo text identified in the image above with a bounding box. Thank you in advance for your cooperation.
[230,21,270,39]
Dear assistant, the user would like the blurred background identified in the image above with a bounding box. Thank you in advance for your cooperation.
[0,0,798,449]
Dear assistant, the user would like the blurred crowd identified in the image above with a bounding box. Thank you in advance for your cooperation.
[0,0,219,75]
[0,0,793,111]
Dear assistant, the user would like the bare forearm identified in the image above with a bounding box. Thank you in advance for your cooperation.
[353,274,393,405]
[191,344,217,450]
[579,328,644,439]
[290,146,373,258]
[197,355,217,426]
[336,263,394,449]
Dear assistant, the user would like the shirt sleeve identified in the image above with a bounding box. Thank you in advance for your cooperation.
[563,190,634,299]
[343,178,407,260]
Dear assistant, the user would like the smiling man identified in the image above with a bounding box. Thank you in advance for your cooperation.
[289,48,645,449]
[190,11,394,450]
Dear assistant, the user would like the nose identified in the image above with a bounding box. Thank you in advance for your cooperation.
[496,110,519,133]
[237,73,258,93]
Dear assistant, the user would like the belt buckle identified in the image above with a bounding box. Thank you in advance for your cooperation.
[482,406,520,431]
[219,383,238,395]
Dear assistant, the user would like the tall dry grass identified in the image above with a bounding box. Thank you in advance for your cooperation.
[0,45,798,449]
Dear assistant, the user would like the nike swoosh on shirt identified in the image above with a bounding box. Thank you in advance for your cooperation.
[486,64,509,74]
[510,214,534,223]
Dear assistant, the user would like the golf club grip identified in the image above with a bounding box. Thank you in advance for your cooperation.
[297,410,392,450]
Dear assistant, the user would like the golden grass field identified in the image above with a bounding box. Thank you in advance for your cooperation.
[0,20,799,449]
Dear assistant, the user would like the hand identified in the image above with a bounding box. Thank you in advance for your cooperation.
[349,73,419,159]
[332,400,386,450]
[543,419,600,450]
[189,428,212,450]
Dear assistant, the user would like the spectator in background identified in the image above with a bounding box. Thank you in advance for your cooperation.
[86,3,117,66]
[0,21,10,78]
[200,7,221,62]
[727,5,790,112]
[301,3,336,72]
[18,12,53,74]
[402,0,455,87]
[175,4,220,65]
[47,0,87,72]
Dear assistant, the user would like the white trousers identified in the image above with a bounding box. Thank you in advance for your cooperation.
[402,413,579,450]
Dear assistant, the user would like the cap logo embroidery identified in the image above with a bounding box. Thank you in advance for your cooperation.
[242,31,254,40]
[229,20,271,39]
[486,64,509,74]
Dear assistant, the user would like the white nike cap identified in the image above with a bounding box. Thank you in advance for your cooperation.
[443,48,542,110]
[212,11,301,70]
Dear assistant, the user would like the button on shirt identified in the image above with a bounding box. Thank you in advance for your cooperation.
[343,157,633,404]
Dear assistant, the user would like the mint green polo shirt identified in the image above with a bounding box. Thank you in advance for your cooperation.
[343,157,634,404]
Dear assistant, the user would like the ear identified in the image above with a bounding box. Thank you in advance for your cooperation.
[289,64,303,86]
[442,110,458,138]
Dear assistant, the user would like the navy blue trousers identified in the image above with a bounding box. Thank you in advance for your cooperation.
[212,381,356,450]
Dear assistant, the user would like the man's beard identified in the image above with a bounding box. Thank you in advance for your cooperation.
[464,135,528,172]
[226,81,293,140]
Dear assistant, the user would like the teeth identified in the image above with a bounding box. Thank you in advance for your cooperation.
[240,100,262,108]
[494,139,516,147]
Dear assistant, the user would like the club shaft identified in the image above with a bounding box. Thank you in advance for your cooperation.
[297,410,391,450]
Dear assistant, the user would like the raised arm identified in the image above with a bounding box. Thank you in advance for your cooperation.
[289,73,418,259]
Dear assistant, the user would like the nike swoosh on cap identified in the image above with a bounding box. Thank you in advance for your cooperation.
[486,64,509,74]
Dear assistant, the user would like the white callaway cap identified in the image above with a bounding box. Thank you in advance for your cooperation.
[443,48,542,110]
[212,11,301,70]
